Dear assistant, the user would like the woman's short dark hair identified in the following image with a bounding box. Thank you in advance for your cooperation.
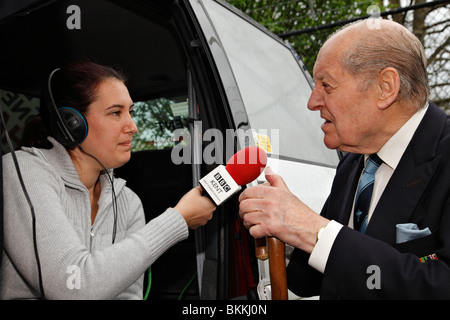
[23,60,127,149]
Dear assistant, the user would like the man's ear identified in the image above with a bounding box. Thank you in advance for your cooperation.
[377,67,400,110]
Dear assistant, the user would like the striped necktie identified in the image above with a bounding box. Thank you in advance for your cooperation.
[354,154,383,233]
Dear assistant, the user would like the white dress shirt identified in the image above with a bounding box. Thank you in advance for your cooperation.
[309,104,429,273]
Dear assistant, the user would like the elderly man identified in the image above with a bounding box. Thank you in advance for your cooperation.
[239,19,450,299]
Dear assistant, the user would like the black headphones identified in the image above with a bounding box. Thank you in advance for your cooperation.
[46,68,88,148]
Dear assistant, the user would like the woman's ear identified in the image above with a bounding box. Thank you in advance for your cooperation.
[377,67,400,110]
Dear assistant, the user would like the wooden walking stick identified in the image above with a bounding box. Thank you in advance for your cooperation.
[255,237,288,300]
[255,237,269,260]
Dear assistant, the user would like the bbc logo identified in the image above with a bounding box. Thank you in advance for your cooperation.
[214,173,231,192]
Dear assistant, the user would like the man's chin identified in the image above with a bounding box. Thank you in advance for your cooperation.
[323,136,341,151]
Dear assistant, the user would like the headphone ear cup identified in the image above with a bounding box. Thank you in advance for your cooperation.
[53,107,88,148]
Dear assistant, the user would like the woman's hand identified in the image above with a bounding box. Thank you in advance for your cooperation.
[175,186,216,229]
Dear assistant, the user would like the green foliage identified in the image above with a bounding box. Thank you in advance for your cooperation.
[225,0,449,112]
[226,0,387,73]
[131,98,188,151]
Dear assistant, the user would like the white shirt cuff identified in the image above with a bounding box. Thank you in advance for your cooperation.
[308,220,343,273]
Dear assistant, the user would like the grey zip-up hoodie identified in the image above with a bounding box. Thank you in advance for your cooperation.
[1,137,188,299]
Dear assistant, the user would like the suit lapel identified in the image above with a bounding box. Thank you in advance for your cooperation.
[365,148,441,244]
[365,103,446,245]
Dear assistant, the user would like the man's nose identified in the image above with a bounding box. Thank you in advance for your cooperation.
[307,87,324,111]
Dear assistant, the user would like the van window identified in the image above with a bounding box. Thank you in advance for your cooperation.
[0,90,39,153]
[0,90,189,153]
[131,97,189,151]
[201,0,339,167]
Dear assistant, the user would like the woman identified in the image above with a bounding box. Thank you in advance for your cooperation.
[1,60,216,299]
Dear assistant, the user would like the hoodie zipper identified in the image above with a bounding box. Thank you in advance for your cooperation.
[90,226,95,252]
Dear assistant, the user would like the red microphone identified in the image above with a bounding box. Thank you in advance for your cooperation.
[199,146,267,205]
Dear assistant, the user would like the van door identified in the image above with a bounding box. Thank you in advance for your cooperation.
[187,0,340,299]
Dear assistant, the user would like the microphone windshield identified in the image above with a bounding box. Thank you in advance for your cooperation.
[225,146,267,185]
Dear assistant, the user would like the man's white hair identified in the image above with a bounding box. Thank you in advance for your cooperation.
[330,19,429,109]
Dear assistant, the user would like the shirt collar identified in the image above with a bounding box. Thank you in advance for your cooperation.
[377,102,429,170]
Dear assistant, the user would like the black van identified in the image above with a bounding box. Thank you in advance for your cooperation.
[0,0,339,300]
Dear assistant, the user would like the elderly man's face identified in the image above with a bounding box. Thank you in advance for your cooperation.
[307,35,381,153]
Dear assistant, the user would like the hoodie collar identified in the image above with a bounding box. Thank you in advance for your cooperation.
[22,137,125,193]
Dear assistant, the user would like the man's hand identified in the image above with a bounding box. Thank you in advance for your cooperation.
[238,167,329,253]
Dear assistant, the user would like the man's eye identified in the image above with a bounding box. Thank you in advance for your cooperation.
[322,82,333,92]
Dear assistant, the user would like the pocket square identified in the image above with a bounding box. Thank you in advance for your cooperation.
[396,223,431,244]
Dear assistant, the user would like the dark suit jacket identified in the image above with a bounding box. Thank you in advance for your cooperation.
[286,102,450,299]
